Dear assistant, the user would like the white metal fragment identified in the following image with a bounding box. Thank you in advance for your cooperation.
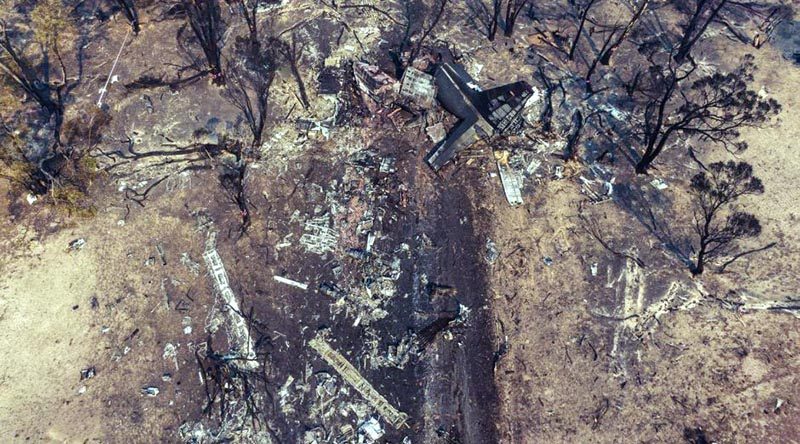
[273,275,309,291]
[203,242,258,369]
[300,215,339,255]
[497,161,524,206]
[309,334,409,429]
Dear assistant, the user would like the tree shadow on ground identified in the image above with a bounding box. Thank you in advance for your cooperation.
[613,179,694,270]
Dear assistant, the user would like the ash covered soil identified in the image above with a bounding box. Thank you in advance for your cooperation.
[2,0,800,443]
[0,0,505,436]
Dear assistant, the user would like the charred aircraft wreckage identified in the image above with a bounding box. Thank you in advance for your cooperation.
[425,62,534,170]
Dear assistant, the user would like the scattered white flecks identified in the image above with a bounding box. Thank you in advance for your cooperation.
[141,386,160,397]
[650,178,669,190]
[69,238,87,251]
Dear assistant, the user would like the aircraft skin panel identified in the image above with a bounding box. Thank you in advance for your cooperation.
[434,64,480,120]
[426,116,479,170]
[426,62,531,170]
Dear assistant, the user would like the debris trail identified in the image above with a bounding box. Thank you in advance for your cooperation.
[309,334,409,429]
[203,235,258,369]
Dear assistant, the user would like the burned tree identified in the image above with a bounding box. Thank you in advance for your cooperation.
[273,33,310,110]
[182,0,225,84]
[598,0,649,65]
[0,19,65,123]
[226,38,278,148]
[715,1,793,48]
[535,65,560,133]
[220,39,279,235]
[575,0,651,90]
[391,0,448,76]
[689,161,765,275]
[563,110,584,161]
[673,0,729,63]
[473,0,530,41]
[583,25,621,92]
[503,0,531,37]
[671,1,790,61]
[568,0,598,60]
[0,81,35,188]
[235,0,259,46]
[0,1,83,195]
[633,55,779,174]
[113,0,140,34]
[488,0,502,40]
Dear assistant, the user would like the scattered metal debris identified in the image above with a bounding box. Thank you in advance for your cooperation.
[163,343,179,371]
[309,334,409,429]
[80,366,96,381]
[579,166,615,203]
[357,417,385,444]
[485,238,499,265]
[650,178,669,190]
[180,252,201,275]
[425,122,447,143]
[273,275,310,290]
[300,215,339,255]
[353,62,397,109]
[68,238,86,251]
[399,67,436,108]
[497,159,524,206]
[203,236,258,369]
[379,156,397,174]
[141,386,160,397]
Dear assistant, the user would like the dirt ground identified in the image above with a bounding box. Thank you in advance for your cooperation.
[488,33,800,444]
[1,1,799,443]
[0,227,104,441]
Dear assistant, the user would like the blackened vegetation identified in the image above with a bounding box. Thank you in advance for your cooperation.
[488,0,502,41]
[0,17,89,196]
[274,33,310,109]
[568,0,650,90]
[673,0,731,63]
[235,0,259,45]
[631,54,780,173]
[684,426,711,444]
[390,0,448,77]
[122,69,211,91]
[226,40,277,149]
[217,141,254,237]
[568,0,598,61]
[562,109,584,161]
[689,161,767,275]
[482,0,531,40]
[503,0,531,37]
[182,0,225,84]
[221,25,280,236]
[535,66,560,133]
[113,0,141,34]
[0,22,65,122]
[669,0,790,62]
[194,331,282,441]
